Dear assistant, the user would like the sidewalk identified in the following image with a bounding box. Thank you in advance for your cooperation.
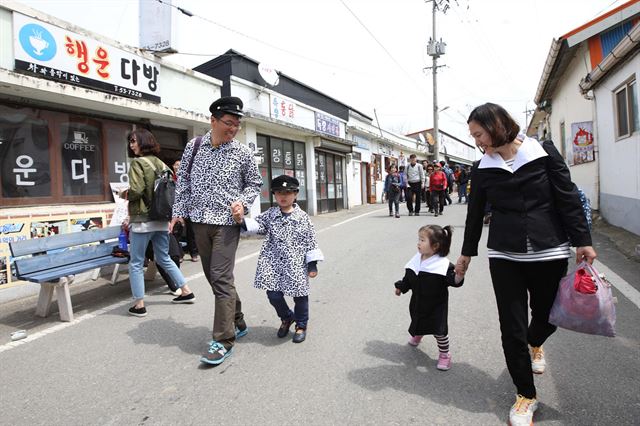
[592,214,640,263]
[0,203,382,344]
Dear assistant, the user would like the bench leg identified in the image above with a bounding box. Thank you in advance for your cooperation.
[35,283,55,318]
[90,268,100,281]
[55,282,74,322]
[110,264,120,285]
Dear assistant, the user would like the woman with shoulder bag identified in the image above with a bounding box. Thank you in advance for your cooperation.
[455,103,596,426]
[123,129,196,317]
[384,164,402,218]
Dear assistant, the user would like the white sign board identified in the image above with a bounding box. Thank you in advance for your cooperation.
[14,13,161,102]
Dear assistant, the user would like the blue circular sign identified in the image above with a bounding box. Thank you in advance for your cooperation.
[19,23,57,61]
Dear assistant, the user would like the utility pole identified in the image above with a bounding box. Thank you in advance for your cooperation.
[523,103,536,131]
[425,1,446,162]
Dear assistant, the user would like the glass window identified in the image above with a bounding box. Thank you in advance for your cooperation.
[105,122,132,185]
[616,88,629,137]
[270,138,283,168]
[256,135,268,167]
[59,118,104,196]
[0,105,52,198]
[615,78,637,139]
[631,80,639,133]
[282,140,294,170]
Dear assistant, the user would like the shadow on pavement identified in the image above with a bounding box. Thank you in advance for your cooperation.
[347,340,562,422]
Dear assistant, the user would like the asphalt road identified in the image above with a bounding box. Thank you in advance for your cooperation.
[0,202,638,425]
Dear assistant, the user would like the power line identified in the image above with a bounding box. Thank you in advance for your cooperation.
[338,0,429,98]
[152,0,361,74]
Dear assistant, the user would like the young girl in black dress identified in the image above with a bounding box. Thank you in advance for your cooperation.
[395,224,464,370]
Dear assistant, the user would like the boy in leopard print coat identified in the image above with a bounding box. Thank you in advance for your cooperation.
[233,175,324,343]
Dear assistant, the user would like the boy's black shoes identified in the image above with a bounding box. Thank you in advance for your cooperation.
[292,327,306,343]
[277,318,294,338]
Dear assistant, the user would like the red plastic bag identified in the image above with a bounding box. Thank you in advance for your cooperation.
[573,268,597,294]
[549,261,616,337]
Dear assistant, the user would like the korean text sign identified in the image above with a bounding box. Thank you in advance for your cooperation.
[13,13,161,103]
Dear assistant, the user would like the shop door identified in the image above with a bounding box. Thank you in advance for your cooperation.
[315,151,345,214]
[367,162,376,204]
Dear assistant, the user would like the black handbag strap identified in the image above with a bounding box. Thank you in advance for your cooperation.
[186,136,203,177]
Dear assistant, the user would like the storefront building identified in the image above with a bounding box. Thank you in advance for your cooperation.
[405,128,477,168]
[0,3,219,287]
[347,111,424,206]
[194,49,357,216]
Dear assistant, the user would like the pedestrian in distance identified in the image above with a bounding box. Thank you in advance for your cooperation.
[122,129,195,317]
[457,165,469,203]
[384,164,402,218]
[405,154,425,216]
[171,96,263,365]
[439,160,454,205]
[455,102,596,426]
[425,163,435,213]
[398,165,407,203]
[394,224,464,371]
[233,175,324,344]
[429,163,448,217]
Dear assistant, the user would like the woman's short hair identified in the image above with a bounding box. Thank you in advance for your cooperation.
[467,103,520,148]
[127,128,160,157]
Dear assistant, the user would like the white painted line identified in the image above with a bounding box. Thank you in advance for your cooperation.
[594,261,640,310]
[0,207,384,353]
[0,299,130,353]
[319,208,387,233]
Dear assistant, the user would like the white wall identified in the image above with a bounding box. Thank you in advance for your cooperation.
[547,43,600,209]
[593,54,640,235]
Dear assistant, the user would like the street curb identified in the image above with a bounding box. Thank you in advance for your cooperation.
[592,214,640,263]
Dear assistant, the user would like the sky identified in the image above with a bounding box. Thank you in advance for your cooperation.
[15,0,627,142]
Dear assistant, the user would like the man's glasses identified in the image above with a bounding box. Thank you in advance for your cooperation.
[218,119,241,130]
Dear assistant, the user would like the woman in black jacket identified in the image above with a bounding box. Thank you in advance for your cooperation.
[455,103,596,426]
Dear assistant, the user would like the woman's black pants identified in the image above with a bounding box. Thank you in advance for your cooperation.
[489,258,568,399]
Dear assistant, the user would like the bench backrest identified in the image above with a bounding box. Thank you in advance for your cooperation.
[9,226,122,278]
[9,226,121,257]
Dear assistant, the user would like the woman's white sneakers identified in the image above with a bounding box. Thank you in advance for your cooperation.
[509,394,538,426]
[530,345,546,374]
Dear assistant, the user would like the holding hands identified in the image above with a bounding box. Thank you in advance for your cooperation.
[455,255,471,277]
[231,201,244,224]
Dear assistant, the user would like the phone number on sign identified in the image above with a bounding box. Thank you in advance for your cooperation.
[113,85,143,98]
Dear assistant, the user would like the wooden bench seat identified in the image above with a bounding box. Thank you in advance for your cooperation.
[9,226,129,322]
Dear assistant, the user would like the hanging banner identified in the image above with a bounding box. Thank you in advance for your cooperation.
[570,121,595,165]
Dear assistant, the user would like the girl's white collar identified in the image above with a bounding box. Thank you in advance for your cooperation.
[405,252,449,276]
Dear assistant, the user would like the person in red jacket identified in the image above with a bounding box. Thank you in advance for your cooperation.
[429,164,448,217]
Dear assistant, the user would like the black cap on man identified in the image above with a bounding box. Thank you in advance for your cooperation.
[209,96,244,117]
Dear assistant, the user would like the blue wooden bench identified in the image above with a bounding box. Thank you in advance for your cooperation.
[9,226,129,322]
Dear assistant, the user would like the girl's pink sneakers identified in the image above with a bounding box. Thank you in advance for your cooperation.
[437,352,452,371]
[408,335,423,346]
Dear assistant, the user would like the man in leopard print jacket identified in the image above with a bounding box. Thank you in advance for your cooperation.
[171,96,262,366]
